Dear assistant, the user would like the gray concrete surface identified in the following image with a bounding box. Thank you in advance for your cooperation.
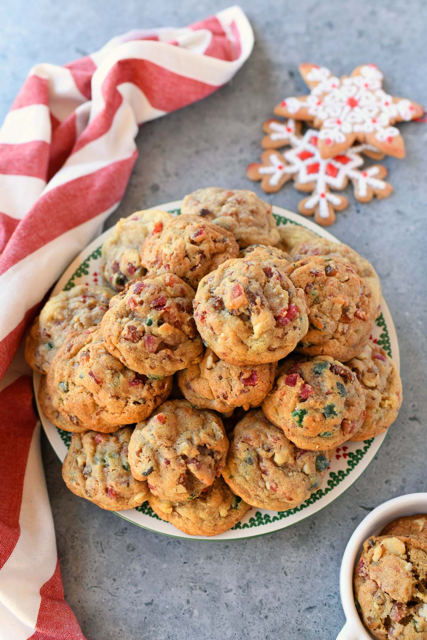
[1,0,426,638]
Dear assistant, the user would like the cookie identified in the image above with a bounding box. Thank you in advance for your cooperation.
[62,428,149,510]
[262,355,366,450]
[147,477,250,537]
[128,400,228,503]
[291,237,382,312]
[274,63,423,159]
[181,187,280,248]
[355,534,427,639]
[277,224,318,254]
[193,258,308,365]
[346,341,402,441]
[140,214,239,289]
[239,244,291,263]
[25,285,113,374]
[286,255,376,361]
[101,274,203,378]
[381,515,427,545]
[247,123,393,226]
[38,375,90,433]
[222,410,332,510]
[47,327,172,431]
[177,348,276,413]
[101,209,173,291]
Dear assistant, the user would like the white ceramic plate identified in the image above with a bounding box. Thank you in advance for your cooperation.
[34,201,400,540]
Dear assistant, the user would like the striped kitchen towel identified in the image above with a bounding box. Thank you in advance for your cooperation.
[0,7,254,638]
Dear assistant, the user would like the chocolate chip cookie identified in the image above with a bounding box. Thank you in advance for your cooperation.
[101,209,172,291]
[101,274,203,377]
[148,477,250,537]
[47,327,172,431]
[194,258,308,365]
[222,410,332,510]
[25,285,113,374]
[62,428,149,510]
[262,355,366,450]
[177,348,276,413]
[181,187,280,248]
[140,214,239,289]
[347,341,402,441]
[128,400,228,503]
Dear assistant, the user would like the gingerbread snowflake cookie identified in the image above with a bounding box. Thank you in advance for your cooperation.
[247,119,393,225]
[274,63,423,159]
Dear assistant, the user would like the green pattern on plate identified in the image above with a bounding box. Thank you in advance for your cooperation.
[53,207,392,529]
[63,246,102,291]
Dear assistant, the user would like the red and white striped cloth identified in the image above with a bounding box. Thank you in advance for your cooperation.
[0,8,253,638]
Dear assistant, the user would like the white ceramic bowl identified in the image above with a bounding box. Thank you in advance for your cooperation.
[338,493,427,639]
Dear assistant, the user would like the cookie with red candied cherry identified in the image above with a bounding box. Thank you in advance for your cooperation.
[239,244,291,263]
[47,327,172,431]
[129,400,229,503]
[181,187,280,248]
[346,341,402,441]
[62,428,149,511]
[101,209,172,291]
[193,258,308,366]
[222,410,333,511]
[148,477,250,537]
[291,237,381,312]
[354,534,427,639]
[25,285,113,374]
[286,254,377,362]
[177,348,276,414]
[262,355,366,450]
[101,273,203,378]
[140,214,239,289]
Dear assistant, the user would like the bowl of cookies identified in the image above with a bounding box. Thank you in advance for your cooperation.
[339,494,427,640]
[27,188,403,539]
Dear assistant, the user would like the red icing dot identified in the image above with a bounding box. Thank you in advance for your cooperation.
[326,163,338,178]
[336,119,342,125]
[362,171,368,177]
[310,136,318,146]
[409,105,415,111]
[384,101,390,106]
[298,150,314,161]
[306,162,320,175]
[335,154,351,165]
[286,127,292,132]
[281,100,287,107]
[316,100,322,106]
[320,193,326,198]
[387,136,393,143]
[277,164,284,170]
[325,138,333,146]
[372,118,377,124]
[347,97,358,108]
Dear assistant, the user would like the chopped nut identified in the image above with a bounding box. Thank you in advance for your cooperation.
[372,544,384,562]
[382,537,406,557]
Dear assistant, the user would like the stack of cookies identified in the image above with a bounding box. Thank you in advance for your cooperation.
[25,187,402,537]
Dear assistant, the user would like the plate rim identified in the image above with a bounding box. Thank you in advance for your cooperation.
[35,201,399,540]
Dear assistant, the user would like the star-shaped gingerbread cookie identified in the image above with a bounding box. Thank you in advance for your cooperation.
[274,63,423,159]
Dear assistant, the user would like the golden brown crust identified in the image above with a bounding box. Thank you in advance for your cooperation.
[285,255,377,362]
[194,258,309,365]
[101,274,203,377]
[222,410,332,510]
[148,477,250,537]
[38,375,91,433]
[47,327,172,430]
[25,285,113,374]
[129,400,229,503]
[381,515,427,545]
[262,355,366,450]
[239,244,291,263]
[181,187,280,248]
[140,214,239,289]
[62,428,149,510]
[177,348,276,413]
[291,237,382,311]
[347,341,402,441]
[277,224,318,254]
[101,209,173,291]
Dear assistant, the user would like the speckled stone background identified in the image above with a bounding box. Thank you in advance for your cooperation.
[1,1,426,638]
